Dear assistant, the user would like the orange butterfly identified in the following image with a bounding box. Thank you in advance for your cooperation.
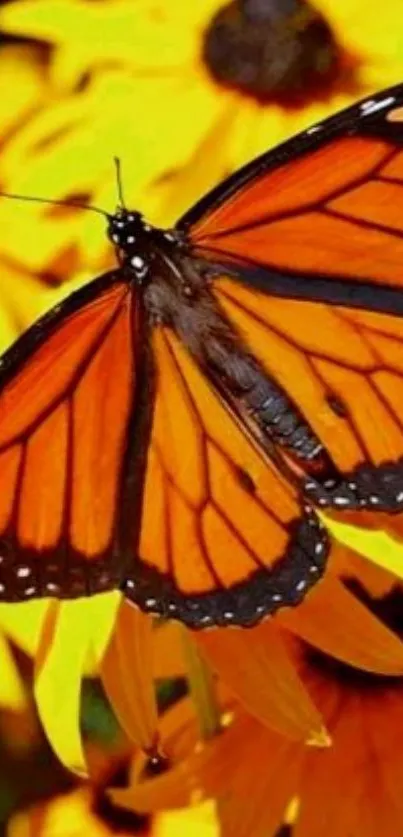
[1,85,403,627]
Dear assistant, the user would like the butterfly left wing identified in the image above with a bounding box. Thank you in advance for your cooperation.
[0,272,140,600]
[121,325,328,628]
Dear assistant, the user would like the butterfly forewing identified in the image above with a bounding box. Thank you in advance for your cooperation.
[179,84,403,531]
[0,273,138,600]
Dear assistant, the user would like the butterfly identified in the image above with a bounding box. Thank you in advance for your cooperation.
[1,84,403,628]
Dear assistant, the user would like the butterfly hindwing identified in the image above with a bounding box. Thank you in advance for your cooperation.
[121,326,328,628]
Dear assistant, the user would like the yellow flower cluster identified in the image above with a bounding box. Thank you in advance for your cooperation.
[0,1,403,835]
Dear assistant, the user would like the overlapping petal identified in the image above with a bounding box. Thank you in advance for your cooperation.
[197,622,328,743]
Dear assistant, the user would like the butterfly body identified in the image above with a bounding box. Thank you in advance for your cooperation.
[2,84,403,625]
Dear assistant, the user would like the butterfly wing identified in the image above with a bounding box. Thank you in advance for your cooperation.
[0,272,141,600]
[0,272,329,624]
[177,84,403,523]
[122,325,328,628]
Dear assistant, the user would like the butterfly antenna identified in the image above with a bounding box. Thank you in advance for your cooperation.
[0,190,109,219]
[114,157,126,209]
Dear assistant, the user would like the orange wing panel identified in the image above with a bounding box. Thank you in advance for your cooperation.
[0,276,139,601]
[70,298,134,557]
[18,405,68,550]
[200,211,403,287]
[191,137,392,238]
[213,276,403,508]
[0,445,22,532]
[190,135,403,292]
[0,284,127,447]
[137,327,304,596]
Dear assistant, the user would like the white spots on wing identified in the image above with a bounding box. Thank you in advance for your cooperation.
[306,124,322,135]
[360,95,395,115]
[46,582,59,594]
[333,495,351,506]
[16,566,31,578]
[127,235,135,244]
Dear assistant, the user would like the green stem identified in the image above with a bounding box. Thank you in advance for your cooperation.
[181,629,221,740]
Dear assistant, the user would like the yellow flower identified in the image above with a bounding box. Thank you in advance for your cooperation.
[0,0,403,275]
[1,0,403,802]
[7,787,144,837]
[7,784,219,837]
[111,562,403,837]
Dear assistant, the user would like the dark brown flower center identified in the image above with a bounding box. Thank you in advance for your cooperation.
[202,0,357,105]
[305,582,403,691]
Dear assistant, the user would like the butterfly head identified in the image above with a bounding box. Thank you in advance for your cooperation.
[107,209,155,281]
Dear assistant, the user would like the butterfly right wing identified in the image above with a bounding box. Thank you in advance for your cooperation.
[0,272,139,601]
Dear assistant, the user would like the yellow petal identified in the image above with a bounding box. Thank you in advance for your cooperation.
[8,787,132,837]
[196,622,327,743]
[34,593,119,775]
[101,601,158,751]
[0,633,26,711]
[0,600,49,657]
[0,45,45,135]
[154,802,219,837]
[324,513,403,582]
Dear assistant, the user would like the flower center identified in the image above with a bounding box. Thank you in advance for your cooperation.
[202,0,356,104]
[306,582,403,690]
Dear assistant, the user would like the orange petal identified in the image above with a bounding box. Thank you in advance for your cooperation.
[153,622,186,679]
[278,574,403,675]
[100,601,158,751]
[218,716,302,837]
[363,689,403,825]
[196,623,327,743]
[295,691,365,837]
[111,708,256,813]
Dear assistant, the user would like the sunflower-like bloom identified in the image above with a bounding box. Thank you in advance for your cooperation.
[110,559,403,837]
[7,785,219,837]
[0,0,403,268]
[0,2,403,830]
